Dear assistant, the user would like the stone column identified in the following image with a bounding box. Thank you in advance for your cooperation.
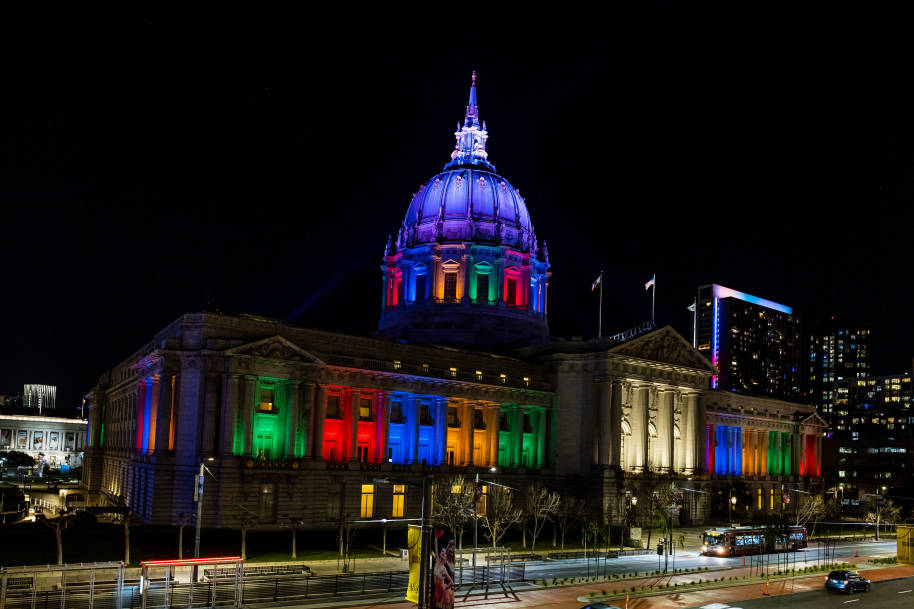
[629,385,645,472]
[681,393,693,473]
[698,395,708,474]
[460,400,473,466]
[410,397,420,464]
[286,381,300,458]
[377,391,389,463]
[759,430,769,476]
[658,389,674,473]
[640,387,651,471]
[242,376,256,456]
[513,407,523,467]
[155,373,174,453]
[598,381,612,466]
[299,382,313,458]
[488,405,499,467]
[147,376,161,453]
[312,385,327,459]
[537,409,547,468]
[815,433,822,476]
[200,374,220,456]
[136,380,148,452]
[609,380,623,469]
[437,398,448,466]
[217,374,238,456]
[350,389,360,461]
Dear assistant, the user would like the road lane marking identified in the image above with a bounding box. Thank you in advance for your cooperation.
[899,589,912,594]
[843,600,859,604]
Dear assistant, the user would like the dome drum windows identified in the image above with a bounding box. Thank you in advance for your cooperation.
[471,260,495,304]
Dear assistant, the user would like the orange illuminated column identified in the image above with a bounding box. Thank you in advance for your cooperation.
[148,375,160,453]
[462,402,474,466]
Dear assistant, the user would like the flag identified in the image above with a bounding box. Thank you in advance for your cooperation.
[591,273,602,291]
[644,275,655,290]
[687,301,696,312]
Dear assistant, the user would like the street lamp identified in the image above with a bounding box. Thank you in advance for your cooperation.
[193,457,216,560]
[374,475,432,609]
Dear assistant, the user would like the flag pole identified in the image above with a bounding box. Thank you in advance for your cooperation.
[598,270,603,338]
[651,273,656,325]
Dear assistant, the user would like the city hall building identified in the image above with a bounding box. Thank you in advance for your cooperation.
[81,75,824,529]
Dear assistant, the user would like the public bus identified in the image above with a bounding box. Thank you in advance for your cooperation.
[701,526,807,556]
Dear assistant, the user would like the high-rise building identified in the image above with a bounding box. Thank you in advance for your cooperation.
[23,384,56,413]
[827,372,913,504]
[695,284,801,400]
[807,317,871,425]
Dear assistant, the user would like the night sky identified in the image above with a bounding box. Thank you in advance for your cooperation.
[4,6,914,408]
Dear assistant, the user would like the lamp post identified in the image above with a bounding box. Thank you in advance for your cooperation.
[193,458,215,560]
[375,475,432,609]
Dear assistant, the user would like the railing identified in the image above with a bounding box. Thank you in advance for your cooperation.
[0,566,530,609]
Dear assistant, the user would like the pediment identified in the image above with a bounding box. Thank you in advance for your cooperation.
[225,336,324,365]
[608,326,718,373]
[799,412,827,428]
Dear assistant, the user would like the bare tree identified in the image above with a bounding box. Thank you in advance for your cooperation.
[121,511,144,566]
[554,495,584,550]
[791,494,826,530]
[525,483,560,553]
[331,513,358,572]
[238,506,258,560]
[37,511,77,565]
[432,476,475,549]
[480,485,522,549]
[280,514,306,559]
[174,513,192,560]
[865,495,901,541]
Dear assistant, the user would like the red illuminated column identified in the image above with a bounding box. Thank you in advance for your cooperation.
[377,391,389,462]
[312,385,326,460]
[706,424,715,475]
[815,433,822,476]
[349,389,359,461]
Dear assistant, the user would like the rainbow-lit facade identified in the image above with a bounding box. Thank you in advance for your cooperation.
[80,75,823,531]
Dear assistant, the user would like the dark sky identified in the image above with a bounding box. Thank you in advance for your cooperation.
[3,6,914,408]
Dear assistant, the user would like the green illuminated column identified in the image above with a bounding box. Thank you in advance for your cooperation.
[287,381,300,458]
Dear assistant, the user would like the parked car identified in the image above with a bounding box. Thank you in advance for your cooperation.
[825,570,871,593]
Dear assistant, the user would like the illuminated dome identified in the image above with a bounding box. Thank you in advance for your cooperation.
[379,73,550,350]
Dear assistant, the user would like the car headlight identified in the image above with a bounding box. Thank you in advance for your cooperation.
[717,547,724,554]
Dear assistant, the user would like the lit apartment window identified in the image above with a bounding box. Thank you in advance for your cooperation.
[451,484,463,494]
[422,363,430,374]
[523,376,531,386]
[478,485,488,516]
[476,370,483,380]
[258,388,275,413]
[392,484,406,518]
[499,373,507,384]
[361,484,375,518]
[359,398,372,420]
[449,367,458,377]
[393,360,402,370]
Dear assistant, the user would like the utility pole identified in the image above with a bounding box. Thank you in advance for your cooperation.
[418,475,432,609]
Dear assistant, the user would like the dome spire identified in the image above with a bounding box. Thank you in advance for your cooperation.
[466,70,479,125]
[445,71,495,171]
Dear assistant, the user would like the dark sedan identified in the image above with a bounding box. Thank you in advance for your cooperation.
[825,570,871,593]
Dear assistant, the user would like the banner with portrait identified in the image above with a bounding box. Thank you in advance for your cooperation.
[32,431,44,450]
[431,527,455,609]
[406,524,422,604]
[48,431,60,451]
[17,430,28,449]
[0,429,10,449]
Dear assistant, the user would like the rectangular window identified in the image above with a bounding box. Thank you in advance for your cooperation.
[392,484,406,518]
[449,367,458,377]
[361,484,375,518]
[415,274,427,301]
[505,277,517,304]
[444,272,458,301]
[326,395,342,419]
[447,407,460,428]
[390,401,405,424]
[451,484,463,494]
[478,485,488,516]
[327,483,342,519]
[419,403,434,426]
[476,273,489,302]
[473,409,487,430]
[259,483,277,523]
[258,388,275,413]
[359,398,372,420]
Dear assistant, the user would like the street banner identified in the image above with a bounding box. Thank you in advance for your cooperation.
[406,524,422,603]
[432,527,456,609]
[898,525,914,564]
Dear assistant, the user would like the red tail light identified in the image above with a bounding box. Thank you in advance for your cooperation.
[843,580,849,585]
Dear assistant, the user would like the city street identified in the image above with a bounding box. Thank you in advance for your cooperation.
[522,540,897,580]
[723,575,914,609]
